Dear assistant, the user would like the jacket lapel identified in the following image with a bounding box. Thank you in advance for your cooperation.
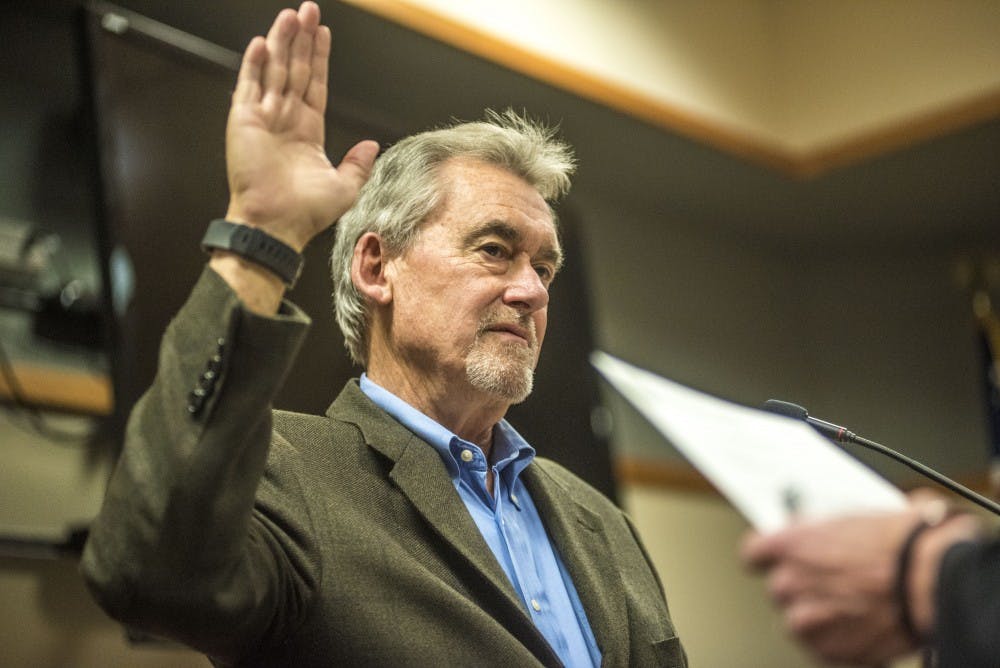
[327,382,563,668]
[522,463,630,668]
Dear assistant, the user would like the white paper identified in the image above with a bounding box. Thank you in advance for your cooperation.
[592,351,906,532]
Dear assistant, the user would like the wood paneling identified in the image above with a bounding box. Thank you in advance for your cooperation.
[0,365,112,415]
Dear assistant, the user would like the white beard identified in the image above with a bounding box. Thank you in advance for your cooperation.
[464,312,538,404]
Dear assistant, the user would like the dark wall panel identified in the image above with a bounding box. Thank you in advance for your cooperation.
[83,4,616,499]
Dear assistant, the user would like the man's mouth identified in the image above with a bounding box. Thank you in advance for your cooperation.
[484,321,532,345]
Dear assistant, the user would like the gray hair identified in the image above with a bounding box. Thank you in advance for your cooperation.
[331,109,576,365]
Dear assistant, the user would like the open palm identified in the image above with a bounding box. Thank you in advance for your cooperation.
[225,3,377,251]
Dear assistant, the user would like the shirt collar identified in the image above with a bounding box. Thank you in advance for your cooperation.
[359,374,535,485]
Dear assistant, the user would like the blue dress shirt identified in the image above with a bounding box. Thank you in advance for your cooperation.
[360,375,601,667]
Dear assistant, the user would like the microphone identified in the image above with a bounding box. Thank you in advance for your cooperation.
[763,399,1000,517]
[763,400,857,443]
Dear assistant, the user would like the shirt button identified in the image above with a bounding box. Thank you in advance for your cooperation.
[531,599,541,612]
[510,493,518,504]
[460,449,474,462]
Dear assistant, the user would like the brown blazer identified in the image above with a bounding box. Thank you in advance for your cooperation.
[82,268,686,667]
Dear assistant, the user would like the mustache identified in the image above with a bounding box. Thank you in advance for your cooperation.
[477,309,537,347]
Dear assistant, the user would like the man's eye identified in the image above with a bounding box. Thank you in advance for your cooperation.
[481,244,505,257]
[534,265,553,281]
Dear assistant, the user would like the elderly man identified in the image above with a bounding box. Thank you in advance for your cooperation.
[81,4,686,666]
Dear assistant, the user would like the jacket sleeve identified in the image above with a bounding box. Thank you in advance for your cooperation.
[934,537,1000,667]
[81,267,319,663]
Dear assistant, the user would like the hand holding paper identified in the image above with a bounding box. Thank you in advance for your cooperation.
[591,351,906,532]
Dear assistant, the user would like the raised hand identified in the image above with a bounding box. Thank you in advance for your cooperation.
[224,1,378,251]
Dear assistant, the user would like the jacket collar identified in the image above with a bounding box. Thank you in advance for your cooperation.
[327,381,563,667]
[522,463,630,667]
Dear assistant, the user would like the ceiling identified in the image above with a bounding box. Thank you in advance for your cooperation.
[31,0,1000,253]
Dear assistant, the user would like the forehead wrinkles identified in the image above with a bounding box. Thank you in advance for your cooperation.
[438,157,550,215]
[426,158,562,265]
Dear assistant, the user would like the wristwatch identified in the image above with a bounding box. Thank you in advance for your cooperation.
[201,219,304,287]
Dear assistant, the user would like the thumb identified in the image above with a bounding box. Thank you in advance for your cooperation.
[337,140,380,191]
[740,529,783,570]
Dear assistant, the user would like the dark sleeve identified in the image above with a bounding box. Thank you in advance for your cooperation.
[80,267,318,663]
[934,537,1000,667]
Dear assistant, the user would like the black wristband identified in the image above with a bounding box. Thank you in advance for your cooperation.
[201,219,303,287]
[895,519,933,646]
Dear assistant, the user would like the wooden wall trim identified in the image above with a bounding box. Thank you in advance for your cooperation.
[0,365,112,415]
[614,456,716,494]
[339,0,793,174]
[615,455,994,506]
[5,361,994,504]
[793,89,1000,178]
[340,0,1000,179]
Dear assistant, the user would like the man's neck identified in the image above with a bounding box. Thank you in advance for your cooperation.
[365,361,509,456]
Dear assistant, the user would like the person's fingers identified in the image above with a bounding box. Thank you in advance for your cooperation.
[304,25,331,112]
[336,140,380,192]
[262,8,298,102]
[938,510,986,543]
[784,597,834,639]
[286,4,319,97]
[739,529,786,570]
[906,487,945,503]
[297,1,321,26]
[233,36,267,105]
[785,597,876,663]
[907,487,950,515]
[767,564,802,606]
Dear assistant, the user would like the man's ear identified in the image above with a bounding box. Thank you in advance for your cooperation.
[351,232,393,305]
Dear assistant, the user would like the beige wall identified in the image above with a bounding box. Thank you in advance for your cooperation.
[0,412,204,667]
[0,555,205,668]
[624,483,813,667]
[577,185,991,480]
[575,187,991,664]
[623,482,924,667]
[1,415,106,537]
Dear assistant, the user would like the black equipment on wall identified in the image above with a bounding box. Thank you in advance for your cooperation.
[82,3,616,500]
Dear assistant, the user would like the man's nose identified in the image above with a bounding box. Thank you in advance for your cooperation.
[502,255,549,313]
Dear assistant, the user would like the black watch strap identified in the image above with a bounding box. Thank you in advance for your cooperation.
[201,219,303,287]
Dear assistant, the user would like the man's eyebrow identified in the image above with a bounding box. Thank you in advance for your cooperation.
[462,220,564,270]
[537,246,564,272]
[461,220,520,248]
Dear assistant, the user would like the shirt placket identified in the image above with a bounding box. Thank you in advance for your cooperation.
[503,489,568,655]
[454,442,546,622]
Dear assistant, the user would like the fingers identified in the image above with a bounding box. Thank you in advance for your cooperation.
[238,2,328,114]
[262,8,298,105]
[766,563,803,606]
[906,487,946,504]
[304,25,331,112]
[739,529,787,571]
[233,36,268,105]
[337,140,381,191]
[287,3,320,98]
[936,510,985,544]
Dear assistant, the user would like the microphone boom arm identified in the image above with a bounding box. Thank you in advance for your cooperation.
[846,432,1000,517]
[763,399,1000,517]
